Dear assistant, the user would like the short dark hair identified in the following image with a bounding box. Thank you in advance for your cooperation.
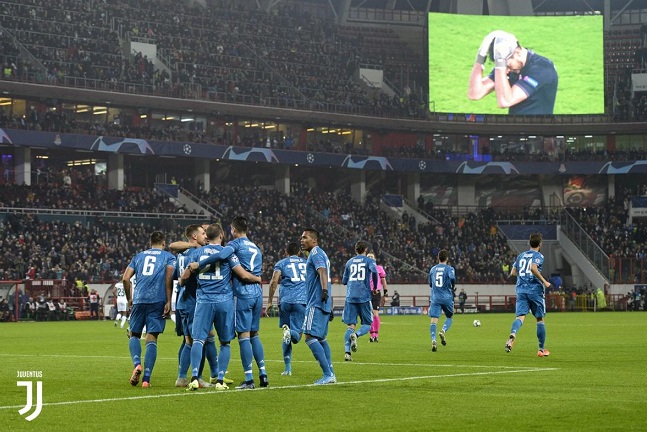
[231,216,248,234]
[530,233,542,248]
[287,242,300,256]
[150,231,165,245]
[355,240,369,254]
[438,249,449,262]
[184,224,201,240]
[303,228,319,241]
[206,224,224,241]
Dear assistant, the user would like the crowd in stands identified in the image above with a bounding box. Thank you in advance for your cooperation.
[0,168,646,290]
[0,0,426,118]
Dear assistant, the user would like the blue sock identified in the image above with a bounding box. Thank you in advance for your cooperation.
[129,337,141,366]
[206,336,219,379]
[190,340,204,379]
[344,327,354,352]
[537,321,546,350]
[217,343,231,381]
[320,338,334,375]
[307,338,331,376]
[177,340,185,364]
[282,339,292,370]
[143,340,157,382]
[198,343,206,379]
[510,318,523,336]
[178,343,191,379]
[251,335,267,377]
[442,318,453,333]
[430,323,437,342]
[290,329,301,344]
[356,324,371,337]
[238,337,254,382]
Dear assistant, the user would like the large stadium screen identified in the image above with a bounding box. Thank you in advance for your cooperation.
[427,13,604,115]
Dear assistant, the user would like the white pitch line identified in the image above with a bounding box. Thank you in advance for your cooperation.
[0,367,557,410]
[0,353,548,370]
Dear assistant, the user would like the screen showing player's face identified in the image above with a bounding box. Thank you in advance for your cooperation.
[428,13,604,115]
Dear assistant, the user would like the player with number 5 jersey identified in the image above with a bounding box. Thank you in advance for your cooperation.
[505,232,552,357]
[341,240,377,361]
[428,250,456,352]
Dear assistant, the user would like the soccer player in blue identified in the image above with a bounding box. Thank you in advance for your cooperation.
[428,249,456,352]
[300,228,336,385]
[341,241,378,362]
[122,231,176,388]
[174,224,220,388]
[505,232,552,357]
[184,224,261,391]
[198,216,267,389]
[265,242,307,376]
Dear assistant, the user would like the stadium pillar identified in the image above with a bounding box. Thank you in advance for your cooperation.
[14,147,30,185]
[486,0,533,16]
[350,170,366,204]
[107,153,124,191]
[406,173,420,205]
[274,165,290,195]
[457,177,477,207]
[194,159,210,193]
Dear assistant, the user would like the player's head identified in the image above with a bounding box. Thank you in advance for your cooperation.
[300,228,319,252]
[489,33,525,73]
[150,231,165,248]
[185,224,206,246]
[231,216,248,237]
[438,249,449,263]
[286,242,300,256]
[367,252,376,260]
[529,233,543,249]
[355,240,369,255]
[206,224,224,244]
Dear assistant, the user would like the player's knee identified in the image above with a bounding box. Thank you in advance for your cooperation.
[130,332,142,339]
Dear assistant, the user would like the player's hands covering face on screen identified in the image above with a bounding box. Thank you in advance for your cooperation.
[493,33,518,69]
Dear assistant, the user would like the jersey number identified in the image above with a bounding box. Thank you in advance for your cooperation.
[249,247,259,272]
[198,254,223,280]
[142,255,157,276]
[287,262,306,282]
[434,269,445,288]
[349,263,366,282]
[518,258,533,277]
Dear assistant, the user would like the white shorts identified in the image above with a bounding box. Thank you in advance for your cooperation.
[116,298,128,313]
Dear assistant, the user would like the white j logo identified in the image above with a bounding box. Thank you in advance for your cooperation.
[17,381,43,421]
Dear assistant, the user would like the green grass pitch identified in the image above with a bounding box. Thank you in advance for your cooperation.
[427,13,605,115]
[2,312,646,431]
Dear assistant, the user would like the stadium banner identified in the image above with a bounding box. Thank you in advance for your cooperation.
[630,197,647,217]
[631,73,647,93]
[2,128,647,175]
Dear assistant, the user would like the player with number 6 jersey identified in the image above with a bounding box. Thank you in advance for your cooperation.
[122,231,176,388]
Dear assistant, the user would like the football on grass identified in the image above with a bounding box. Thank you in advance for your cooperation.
[473,319,481,327]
